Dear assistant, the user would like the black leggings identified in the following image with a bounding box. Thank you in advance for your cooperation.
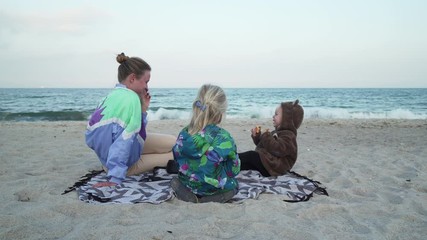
[239,151,271,177]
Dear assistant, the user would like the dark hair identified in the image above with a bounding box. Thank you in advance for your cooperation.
[116,52,151,82]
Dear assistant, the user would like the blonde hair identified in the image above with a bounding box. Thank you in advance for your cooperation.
[116,52,151,82]
[188,84,227,135]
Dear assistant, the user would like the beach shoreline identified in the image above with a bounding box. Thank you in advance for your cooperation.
[1,119,426,239]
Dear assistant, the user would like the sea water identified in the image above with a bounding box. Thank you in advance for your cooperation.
[0,88,426,121]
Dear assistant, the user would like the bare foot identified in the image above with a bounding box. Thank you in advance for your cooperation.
[93,182,117,188]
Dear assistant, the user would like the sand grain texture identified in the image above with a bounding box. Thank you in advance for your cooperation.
[1,119,426,239]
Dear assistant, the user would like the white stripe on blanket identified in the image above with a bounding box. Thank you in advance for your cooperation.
[76,169,328,204]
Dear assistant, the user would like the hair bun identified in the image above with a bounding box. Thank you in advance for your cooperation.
[116,52,130,64]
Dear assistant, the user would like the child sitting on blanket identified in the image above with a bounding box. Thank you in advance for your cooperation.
[171,84,241,203]
[239,100,304,177]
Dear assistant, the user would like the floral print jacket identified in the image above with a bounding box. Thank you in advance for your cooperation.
[172,124,240,196]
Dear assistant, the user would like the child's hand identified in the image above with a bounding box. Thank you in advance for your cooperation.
[251,125,261,137]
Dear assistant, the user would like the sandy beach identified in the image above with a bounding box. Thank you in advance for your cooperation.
[1,119,426,240]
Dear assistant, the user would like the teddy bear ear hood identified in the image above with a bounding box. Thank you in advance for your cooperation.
[279,100,304,134]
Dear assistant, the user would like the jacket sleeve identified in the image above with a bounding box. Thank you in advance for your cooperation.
[138,112,148,141]
[224,136,240,178]
[106,125,134,184]
[258,131,296,157]
[206,130,240,188]
[251,133,261,145]
[215,130,240,184]
[106,95,143,184]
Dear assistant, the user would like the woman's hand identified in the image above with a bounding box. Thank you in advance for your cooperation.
[140,88,151,113]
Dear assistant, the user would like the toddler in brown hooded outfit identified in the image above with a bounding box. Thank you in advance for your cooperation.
[239,100,304,176]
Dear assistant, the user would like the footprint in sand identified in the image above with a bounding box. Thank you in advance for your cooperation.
[14,190,31,202]
[14,189,39,202]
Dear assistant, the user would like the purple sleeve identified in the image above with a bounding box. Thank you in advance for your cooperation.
[138,112,148,140]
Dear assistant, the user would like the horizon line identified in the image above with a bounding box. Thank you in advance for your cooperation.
[1,86,427,89]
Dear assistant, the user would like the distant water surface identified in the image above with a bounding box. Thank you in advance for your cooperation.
[0,88,426,121]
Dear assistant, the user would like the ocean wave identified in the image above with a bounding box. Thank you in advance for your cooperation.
[303,108,427,119]
[147,108,191,120]
[0,111,89,121]
[2,88,426,121]
[146,107,427,120]
[1,107,426,122]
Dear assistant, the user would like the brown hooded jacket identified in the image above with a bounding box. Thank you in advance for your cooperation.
[252,100,304,176]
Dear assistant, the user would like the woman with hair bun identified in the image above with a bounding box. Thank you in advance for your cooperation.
[85,53,175,187]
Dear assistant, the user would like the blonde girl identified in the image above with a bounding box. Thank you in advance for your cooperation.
[171,84,240,203]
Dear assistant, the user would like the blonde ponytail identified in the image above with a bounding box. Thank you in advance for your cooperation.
[188,84,227,135]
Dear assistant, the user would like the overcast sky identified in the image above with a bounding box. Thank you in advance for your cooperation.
[0,0,426,88]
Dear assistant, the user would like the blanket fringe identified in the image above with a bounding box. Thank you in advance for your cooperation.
[288,171,329,198]
[283,193,313,203]
[314,187,329,196]
[61,169,104,195]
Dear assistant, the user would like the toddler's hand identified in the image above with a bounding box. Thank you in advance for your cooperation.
[251,125,261,137]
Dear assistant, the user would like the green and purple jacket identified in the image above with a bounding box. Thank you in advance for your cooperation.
[85,84,147,184]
